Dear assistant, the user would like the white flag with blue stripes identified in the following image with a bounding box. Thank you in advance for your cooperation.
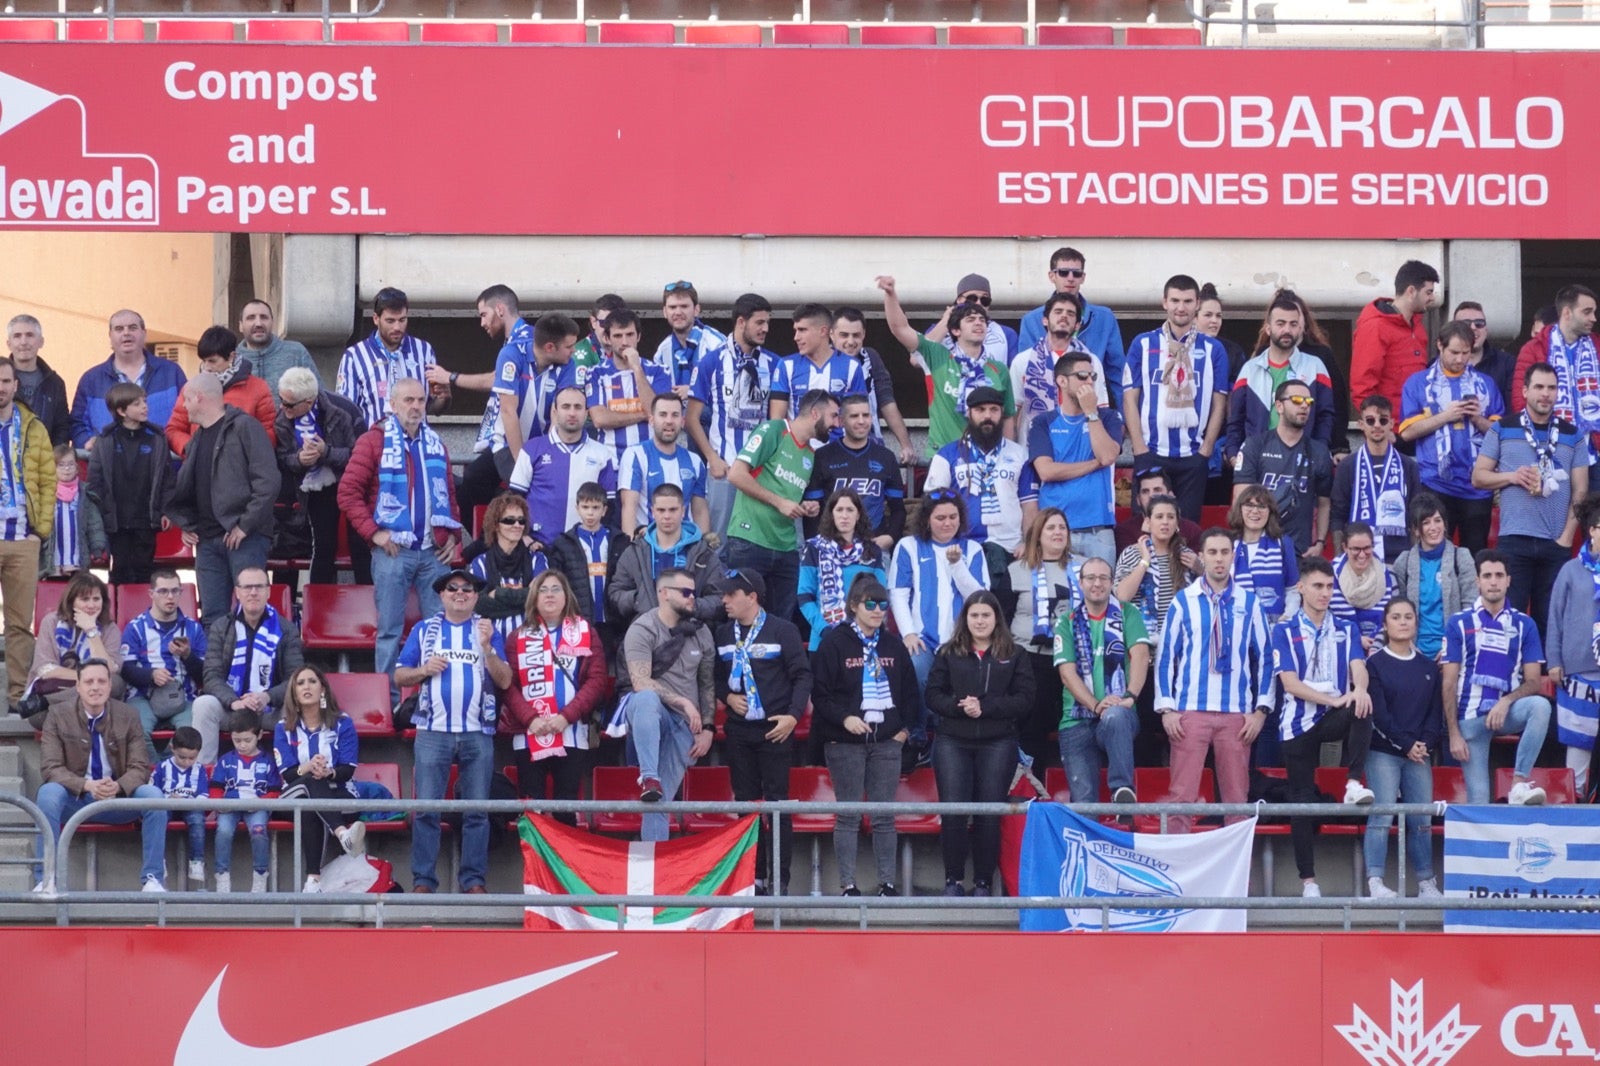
[1443,805,1600,933]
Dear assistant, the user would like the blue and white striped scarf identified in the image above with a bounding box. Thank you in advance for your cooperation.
[851,621,890,722]
[1068,599,1124,722]
[0,412,24,524]
[227,608,282,695]
[373,415,458,548]
[810,535,864,627]
[728,611,768,722]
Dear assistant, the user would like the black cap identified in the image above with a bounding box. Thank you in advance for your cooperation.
[431,568,486,594]
[717,569,766,601]
[965,385,1005,410]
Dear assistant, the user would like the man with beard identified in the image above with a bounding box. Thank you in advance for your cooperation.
[924,386,1037,554]
[620,393,711,539]
[235,299,316,406]
[1330,395,1420,564]
[803,394,905,549]
[1010,291,1109,449]
[1235,379,1334,557]
[652,281,725,402]
[1225,292,1336,463]
[687,293,778,538]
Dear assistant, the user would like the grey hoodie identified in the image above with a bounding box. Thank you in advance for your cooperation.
[240,334,317,403]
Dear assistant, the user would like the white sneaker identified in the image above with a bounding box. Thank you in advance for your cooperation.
[30,880,52,894]
[1367,876,1398,899]
[141,876,166,893]
[1343,779,1376,805]
[250,871,269,894]
[187,860,205,886]
[302,876,322,894]
[1302,881,1322,898]
[338,820,367,856]
[214,871,231,894]
[1508,780,1547,806]
[1416,878,1443,899]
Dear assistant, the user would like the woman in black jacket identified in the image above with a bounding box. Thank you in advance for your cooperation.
[463,492,550,639]
[812,576,920,897]
[926,589,1036,897]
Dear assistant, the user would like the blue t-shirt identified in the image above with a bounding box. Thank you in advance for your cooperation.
[1026,407,1124,527]
[1417,550,1445,659]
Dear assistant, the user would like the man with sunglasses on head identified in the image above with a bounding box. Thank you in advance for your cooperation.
[618,567,716,841]
[1330,396,1420,564]
[652,281,725,403]
[920,274,1017,368]
[1018,246,1126,397]
[1234,379,1333,558]
[1452,301,1516,405]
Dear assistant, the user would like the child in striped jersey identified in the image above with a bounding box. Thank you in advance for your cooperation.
[150,726,209,889]
[210,709,281,894]
[42,443,104,578]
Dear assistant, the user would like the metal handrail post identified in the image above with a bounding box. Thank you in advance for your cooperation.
[0,792,55,890]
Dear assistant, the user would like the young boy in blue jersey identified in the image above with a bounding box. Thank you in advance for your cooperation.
[545,482,630,659]
[210,709,282,893]
[150,726,209,890]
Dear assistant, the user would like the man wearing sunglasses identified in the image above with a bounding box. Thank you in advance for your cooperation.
[1330,396,1420,564]
[1452,301,1516,405]
[919,274,1017,369]
[1017,247,1125,393]
[1234,379,1333,557]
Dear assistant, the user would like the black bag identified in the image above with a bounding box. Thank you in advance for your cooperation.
[392,692,419,732]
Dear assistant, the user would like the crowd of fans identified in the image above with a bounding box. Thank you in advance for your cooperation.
[12,248,1600,901]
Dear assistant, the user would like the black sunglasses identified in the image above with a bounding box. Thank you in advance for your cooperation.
[499,516,527,526]
[1053,267,1086,278]
[959,294,993,307]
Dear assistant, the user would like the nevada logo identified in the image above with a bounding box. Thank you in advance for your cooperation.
[1336,979,1478,1066]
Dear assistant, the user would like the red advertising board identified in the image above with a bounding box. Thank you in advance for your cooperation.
[3,927,1598,1064]
[0,44,1589,238]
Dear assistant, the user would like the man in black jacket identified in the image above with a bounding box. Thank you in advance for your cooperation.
[275,367,368,584]
[713,569,811,895]
[7,315,71,446]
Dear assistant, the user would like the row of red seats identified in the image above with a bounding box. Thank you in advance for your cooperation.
[0,18,1199,46]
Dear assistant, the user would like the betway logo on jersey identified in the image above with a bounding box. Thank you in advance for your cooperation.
[1338,977,1600,1062]
[0,70,159,225]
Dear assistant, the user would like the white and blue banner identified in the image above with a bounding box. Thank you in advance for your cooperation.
[1018,804,1256,932]
[1444,806,1600,933]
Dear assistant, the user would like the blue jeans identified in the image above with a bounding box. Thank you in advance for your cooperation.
[1058,704,1139,802]
[1459,696,1551,805]
[128,695,194,761]
[723,538,799,624]
[705,476,736,540]
[412,728,493,890]
[374,545,447,700]
[214,809,270,874]
[1363,749,1434,881]
[195,531,271,629]
[908,642,936,743]
[36,782,167,884]
[625,690,694,843]
[178,811,206,863]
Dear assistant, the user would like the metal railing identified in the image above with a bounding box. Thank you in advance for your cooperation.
[2,792,1580,927]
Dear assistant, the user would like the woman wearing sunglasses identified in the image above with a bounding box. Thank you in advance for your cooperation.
[811,576,920,897]
[464,492,549,639]
[1228,486,1300,627]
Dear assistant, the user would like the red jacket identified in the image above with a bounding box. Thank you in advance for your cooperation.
[166,358,277,456]
[336,423,460,546]
[1511,325,1600,413]
[1350,299,1428,414]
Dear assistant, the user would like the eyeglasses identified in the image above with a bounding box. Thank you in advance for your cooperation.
[1079,573,1112,583]
[1462,318,1487,329]
[1362,415,1392,427]
[861,599,888,611]
[1053,268,1086,279]
[499,516,527,526]
[236,583,269,592]
[663,280,695,294]
[1347,545,1375,556]
[445,584,476,593]
[1241,502,1268,511]
[1281,395,1314,408]
[280,396,312,410]
[959,294,993,307]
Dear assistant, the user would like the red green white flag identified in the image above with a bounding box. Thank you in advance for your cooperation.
[520,812,758,931]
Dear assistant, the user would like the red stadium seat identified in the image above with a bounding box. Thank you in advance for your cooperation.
[152,525,194,567]
[685,23,761,44]
[892,768,941,834]
[946,25,1024,45]
[772,23,848,44]
[32,580,68,634]
[509,22,586,42]
[1199,505,1230,531]
[859,24,936,45]
[681,766,737,831]
[419,21,499,42]
[1124,25,1201,46]
[325,672,394,736]
[1135,766,1216,802]
[246,19,325,42]
[1433,766,1468,806]
[1037,24,1114,45]
[64,19,143,41]
[115,582,200,630]
[598,22,675,43]
[1494,767,1577,805]
[299,584,376,652]
[0,20,57,40]
[331,21,410,41]
[590,766,645,833]
[787,766,838,834]
[156,20,237,41]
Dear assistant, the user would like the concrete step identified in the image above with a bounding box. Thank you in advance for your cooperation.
[0,744,19,777]
[0,776,26,823]
[0,836,33,892]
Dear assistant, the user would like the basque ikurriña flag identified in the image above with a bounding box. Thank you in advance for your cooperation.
[1018,804,1256,932]
[520,813,758,931]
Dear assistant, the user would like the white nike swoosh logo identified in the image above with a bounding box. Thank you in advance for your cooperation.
[173,952,615,1065]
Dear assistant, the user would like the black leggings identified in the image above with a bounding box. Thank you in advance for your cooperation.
[515,745,584,827]
[281,776,360,877]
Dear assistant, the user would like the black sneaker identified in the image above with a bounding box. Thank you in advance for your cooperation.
[1112,785,1137,805]
[841,885,861,897]
[972,881,992,898]
[877,883,899,897]
[942,880,965,898]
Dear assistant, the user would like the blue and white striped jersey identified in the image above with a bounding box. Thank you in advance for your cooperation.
[689,342,777,462]
[397,614,505,734]
[1271,610,1362,740]
[888,536,990,646]
[653,322,726,390]
[769,352,868,412]
[586,356,671,461]
[1155,580,1274,714]
[618,439,708,529]
[507,433,618,546]
[151,757,208,799]
[476,318,574,453]
[1442,602,1544,721]
[335,331,438,430]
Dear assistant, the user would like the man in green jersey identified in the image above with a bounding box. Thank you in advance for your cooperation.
[725,388,840,623]
[879,274,1015,452]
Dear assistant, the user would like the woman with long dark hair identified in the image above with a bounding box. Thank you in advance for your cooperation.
[1007,507,1081,767]
[1391,491,1477,661]
[1114,494,1192,643]
[925,590,1035,897]
[1228,484,1301,626]
[799,487,888,652]
[273,664,364,894]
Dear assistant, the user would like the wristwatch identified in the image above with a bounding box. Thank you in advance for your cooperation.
[449,371,460,385]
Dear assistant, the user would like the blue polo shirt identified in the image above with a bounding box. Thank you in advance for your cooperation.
[1027,407,1124,528]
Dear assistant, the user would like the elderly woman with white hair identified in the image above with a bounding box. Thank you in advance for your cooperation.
[273,366,365,584]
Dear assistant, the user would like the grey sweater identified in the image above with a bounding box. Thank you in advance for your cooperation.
[1548,557,1600,679]
[1392,544,1478,624]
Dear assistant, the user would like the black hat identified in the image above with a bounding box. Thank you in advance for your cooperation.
[717,569,766,601]
[965,385,1005,410]
[431,568,486,595]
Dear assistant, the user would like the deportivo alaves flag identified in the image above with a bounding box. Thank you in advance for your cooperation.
[1018,804,1256,932]
[520,813,758,931]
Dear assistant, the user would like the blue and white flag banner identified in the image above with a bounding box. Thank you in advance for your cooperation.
[1018,804,1256,932]
[1443,805,1600,933]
